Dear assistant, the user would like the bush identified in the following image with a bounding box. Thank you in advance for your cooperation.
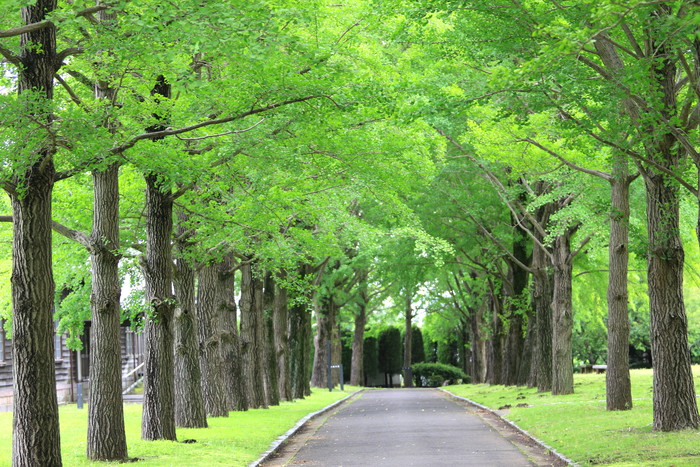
[411,362,468,387]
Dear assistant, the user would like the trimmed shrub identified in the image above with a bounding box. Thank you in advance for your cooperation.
[363,336,379,381]
[378,327,402,375]
[412,362,468,387]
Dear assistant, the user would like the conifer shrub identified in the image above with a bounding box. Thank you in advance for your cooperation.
[411,362,468,387]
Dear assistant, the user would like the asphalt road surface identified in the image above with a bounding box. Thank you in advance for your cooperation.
[263,388,565,467]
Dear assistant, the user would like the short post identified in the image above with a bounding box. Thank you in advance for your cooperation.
[339,364,345,391]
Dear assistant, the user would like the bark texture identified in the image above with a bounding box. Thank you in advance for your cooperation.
[11,2,62,465]
[311,293,336,388]
[141,174,177,441]
[273,276,292,400]
[606,175,633,410]
[551,228,575,395]
[263,273,280,406]
[239,262,267,408]
[218,255,246,412]
[88,163,128,459]
[349,295,367,386]
[485,282,503,385]
[172,235,207,428]
[196,264,228,417]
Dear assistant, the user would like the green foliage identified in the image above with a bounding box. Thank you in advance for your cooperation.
[412,362,467,387]
[377,326,402,374]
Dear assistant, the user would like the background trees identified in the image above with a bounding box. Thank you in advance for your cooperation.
[1,1,700,464]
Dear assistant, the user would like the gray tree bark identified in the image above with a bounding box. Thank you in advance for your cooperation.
[172,221,207,427]
[197,264,228,417]
[141,174,177,441]
[10,2,62,465]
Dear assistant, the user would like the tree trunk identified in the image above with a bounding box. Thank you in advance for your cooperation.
[87,6,129,454]
[469,300,487,384]
[172,222,207,427]
[606,174,633,410]
[263,273,280,406]
[350,300,367,386]
[141,174,176,441]
[646,170,699,430]
[88,163,128,459]
[644,7,699,431]
[289,276,311,399]
[403,294,413,387]
[532,198,555,393]
[239,261,267,408]
[485,283,503,385]
[551,228,575,395]
[11,2,62,465]
[311,294,335,388]
[519,305,536,387]
[196,264,228,417]
[273,276,292,400]
[218,255,247,412]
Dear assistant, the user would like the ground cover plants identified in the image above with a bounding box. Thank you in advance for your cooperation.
[0,387,356,466]
[446,369,700,466]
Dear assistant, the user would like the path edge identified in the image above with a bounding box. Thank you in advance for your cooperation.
[249,389,364,467]
[438,388,577,466]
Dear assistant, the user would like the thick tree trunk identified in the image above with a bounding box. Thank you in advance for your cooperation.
[172,226,207,427]
[87,7,129,454]
[519,306,535,387]
[311,294,335,388]
[646,172,699,430]
[606,175,633,410]
[239,261,267,408]
[532,198,555,393]
[403,294,413,388]
[273,276,292,401]
[196,264,228,417]
[88,163,128,459]
[350,301,367,386]
[11,2,62,465]
[141,174,176,441]
[485,283,503,385]
[551,228,575,395]
[10,165,61,467]
[644,8,699,431]
[218,255,247,412]
[288,298,308,399]
[469,300,487,384]
[263,273,280,406]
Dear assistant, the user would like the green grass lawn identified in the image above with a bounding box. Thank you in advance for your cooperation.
[0,387,358,466]
[445,369,700,466]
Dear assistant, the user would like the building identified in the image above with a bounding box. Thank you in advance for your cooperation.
[0,321,144,411]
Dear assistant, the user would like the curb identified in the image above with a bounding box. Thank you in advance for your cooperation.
[439,388,577,466]
[249,389,364,467]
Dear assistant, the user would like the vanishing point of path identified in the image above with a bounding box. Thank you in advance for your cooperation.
[263,388,567,467]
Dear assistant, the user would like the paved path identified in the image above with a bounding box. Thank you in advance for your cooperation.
[265,388,563,467]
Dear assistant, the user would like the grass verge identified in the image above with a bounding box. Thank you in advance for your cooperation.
[445,368,700,466]
[0,386,358,466]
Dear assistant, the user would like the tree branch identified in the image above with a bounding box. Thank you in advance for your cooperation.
[0,45,21,66]
[0,215,93,250]
[111,95,320,153]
